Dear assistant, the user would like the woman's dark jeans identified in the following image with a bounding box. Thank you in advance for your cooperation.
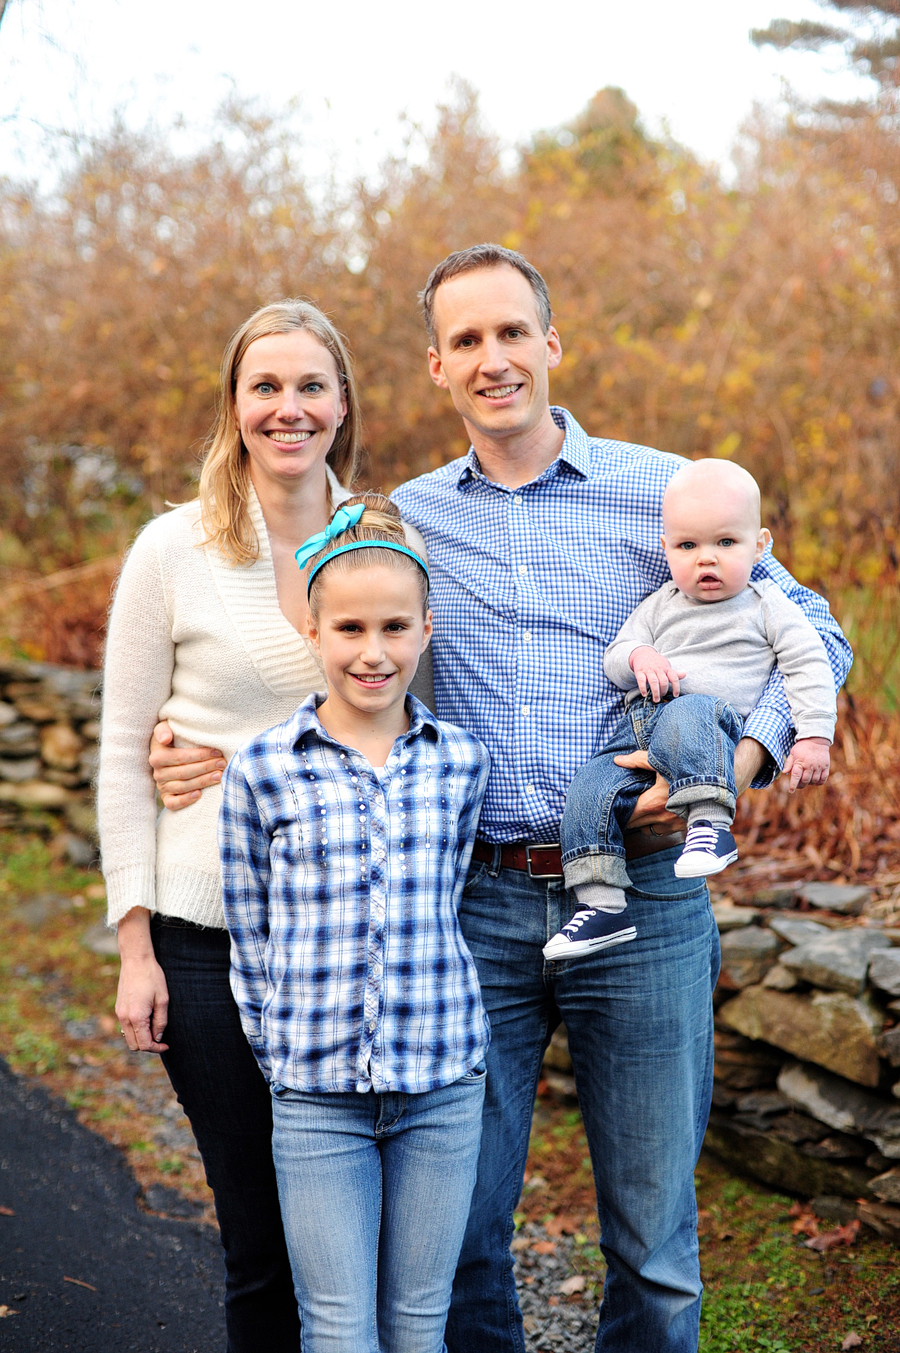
[151,915,301,1353]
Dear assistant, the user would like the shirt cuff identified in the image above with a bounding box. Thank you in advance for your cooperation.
[741,709,794,788]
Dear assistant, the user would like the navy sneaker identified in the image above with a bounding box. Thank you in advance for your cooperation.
[543,908,637,961]
[674,820,738,878]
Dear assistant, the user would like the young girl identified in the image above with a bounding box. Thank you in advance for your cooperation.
[218,494,490,1353]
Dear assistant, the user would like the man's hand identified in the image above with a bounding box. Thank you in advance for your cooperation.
[150,720,226,812]
[618,736,770,830]
[782,736,830,793]
[629,646,687,702]
[614,752,682,831]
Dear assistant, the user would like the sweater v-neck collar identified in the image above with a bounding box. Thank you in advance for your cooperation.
[205,468,351,696]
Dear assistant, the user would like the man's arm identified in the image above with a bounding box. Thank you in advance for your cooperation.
[619,737,767,830]
[742,553,851,786]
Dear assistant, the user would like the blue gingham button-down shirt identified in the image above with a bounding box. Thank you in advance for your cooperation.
[392,408,852,844]
[219,694,491,1094]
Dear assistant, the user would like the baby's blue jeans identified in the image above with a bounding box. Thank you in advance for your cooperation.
[561,692,743,888]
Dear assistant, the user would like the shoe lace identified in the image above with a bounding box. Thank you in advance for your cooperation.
[562,908,598,936]
[685,824,718,851]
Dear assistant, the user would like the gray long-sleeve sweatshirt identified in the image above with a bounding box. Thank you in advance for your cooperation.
[603,579,837,741]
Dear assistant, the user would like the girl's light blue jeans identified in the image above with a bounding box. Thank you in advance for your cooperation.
[561,693,744,888]
[271,1070,485,1353]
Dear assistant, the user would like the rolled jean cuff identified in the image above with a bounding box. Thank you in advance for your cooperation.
[562,850,633,890]
[666,781,736,818]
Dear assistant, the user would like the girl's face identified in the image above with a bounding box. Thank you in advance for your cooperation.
[308,564,432,725]
[233,330,347,492]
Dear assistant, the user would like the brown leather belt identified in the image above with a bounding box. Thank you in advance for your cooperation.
[472,825,685,879]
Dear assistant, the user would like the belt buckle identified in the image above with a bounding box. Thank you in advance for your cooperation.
[525,844,561,879]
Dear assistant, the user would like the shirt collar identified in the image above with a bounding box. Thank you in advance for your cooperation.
[289,692,441,750]
[456,406,592,489]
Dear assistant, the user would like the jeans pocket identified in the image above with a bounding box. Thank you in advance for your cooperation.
[462,861,491,895]
[461,1061,486,1082]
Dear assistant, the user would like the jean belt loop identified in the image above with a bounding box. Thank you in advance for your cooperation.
[488,843,502,878]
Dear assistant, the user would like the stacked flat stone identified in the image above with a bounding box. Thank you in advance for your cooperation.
[0,661,100,861]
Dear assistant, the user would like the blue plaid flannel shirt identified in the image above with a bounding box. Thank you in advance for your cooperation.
[392,408,852,844]
[219,693,491,1094]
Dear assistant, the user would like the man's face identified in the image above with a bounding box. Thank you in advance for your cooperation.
[427,265,561,445]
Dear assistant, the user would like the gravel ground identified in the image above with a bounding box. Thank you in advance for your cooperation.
[514,1223,602,1353]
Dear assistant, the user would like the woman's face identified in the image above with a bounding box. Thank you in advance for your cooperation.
[233,330,347,492]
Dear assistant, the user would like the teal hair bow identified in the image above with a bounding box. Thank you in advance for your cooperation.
[294,502,366,571]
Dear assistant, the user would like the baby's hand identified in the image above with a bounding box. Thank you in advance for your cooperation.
[782,736,831,793]
[629,646,688,702]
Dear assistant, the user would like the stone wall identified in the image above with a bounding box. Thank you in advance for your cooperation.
[543,881,900,1243]
[708,882,900,1241]
[0,661,101,865]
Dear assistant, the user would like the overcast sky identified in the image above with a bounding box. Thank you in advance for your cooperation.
[0,0,869,185]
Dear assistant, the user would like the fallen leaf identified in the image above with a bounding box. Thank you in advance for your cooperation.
[531,1240,556,1255]
[545,1213,578,1237]
[841,1334,863,1350]
[0,1206,15,1217]
[63,1276,97,1291]
[558,1274,586,1296]
[805,1219,860,1252]
[0,1307,19,1318]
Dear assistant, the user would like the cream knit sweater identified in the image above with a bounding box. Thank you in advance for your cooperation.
[99,471,350,930]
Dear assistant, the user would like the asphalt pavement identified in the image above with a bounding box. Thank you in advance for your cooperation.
[0,1058,224,1352]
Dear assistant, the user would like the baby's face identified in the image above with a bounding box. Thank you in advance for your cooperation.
[662,486,770,604]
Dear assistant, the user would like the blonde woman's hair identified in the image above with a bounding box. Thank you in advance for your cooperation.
[197,300,363,564]
[306,493,430,619]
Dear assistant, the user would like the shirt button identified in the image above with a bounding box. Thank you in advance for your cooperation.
[523,630,532,642]
[521,705,530,718]
[513,495,522,506]
[518,564,528,576]
[525,783,535,795]
[368,1021,376,1033]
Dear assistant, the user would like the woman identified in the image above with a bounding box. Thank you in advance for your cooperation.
[98,299,362,1352]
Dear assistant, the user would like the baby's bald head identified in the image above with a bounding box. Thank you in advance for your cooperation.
[663,459,761,536]
[661,458,770,603]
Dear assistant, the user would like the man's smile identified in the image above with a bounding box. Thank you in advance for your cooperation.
[479,383,522,400]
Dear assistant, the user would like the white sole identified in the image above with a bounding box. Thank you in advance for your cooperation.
[673,850,738,879]
[543,926,638,961]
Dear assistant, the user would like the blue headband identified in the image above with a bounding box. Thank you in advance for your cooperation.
[305,540,430,595]
[295,504,429,595]
[294,502,366,569]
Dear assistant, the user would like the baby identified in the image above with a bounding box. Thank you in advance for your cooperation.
[544,458,837,961]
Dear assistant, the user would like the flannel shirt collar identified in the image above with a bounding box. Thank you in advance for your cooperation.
[287,692,441,752]
[456,406,592,490]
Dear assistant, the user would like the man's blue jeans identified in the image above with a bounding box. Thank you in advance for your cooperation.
[446,848,720,1353]
[272,1070,485,1353]
[561,694,744,888]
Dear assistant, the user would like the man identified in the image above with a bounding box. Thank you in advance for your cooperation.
[390,245,851,1351]
[151,245,851,1351]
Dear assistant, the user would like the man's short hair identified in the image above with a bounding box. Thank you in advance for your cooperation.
[420,244,552,347]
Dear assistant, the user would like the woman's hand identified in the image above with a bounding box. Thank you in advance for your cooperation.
[115,907,170,1052]
[150,720,226,811]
